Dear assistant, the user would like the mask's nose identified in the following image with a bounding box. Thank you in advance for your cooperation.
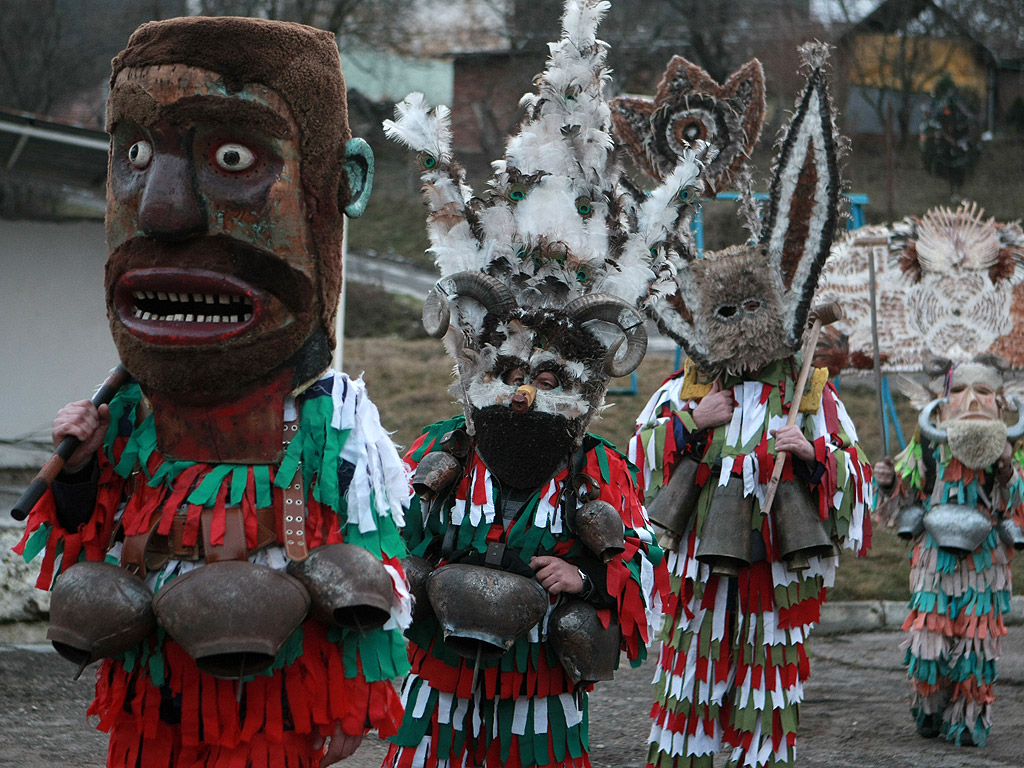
[510,384,537,415]
[137,152,207,242]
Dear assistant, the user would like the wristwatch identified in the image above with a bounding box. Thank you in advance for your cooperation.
[577,567,595,600]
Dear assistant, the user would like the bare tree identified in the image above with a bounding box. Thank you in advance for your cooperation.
[0,0,162,116]
[195,0,421,51]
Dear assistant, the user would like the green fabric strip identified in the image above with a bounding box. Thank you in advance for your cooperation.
[21,523,52,563]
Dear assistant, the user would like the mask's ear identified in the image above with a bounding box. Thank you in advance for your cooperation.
[759,43,842,349]
[342,138,374,218]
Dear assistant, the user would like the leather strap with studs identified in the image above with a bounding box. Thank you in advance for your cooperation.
[281,419,309,562]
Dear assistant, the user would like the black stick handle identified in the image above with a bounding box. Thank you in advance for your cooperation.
[11,365,132,521]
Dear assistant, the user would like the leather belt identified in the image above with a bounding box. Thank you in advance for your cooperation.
[122,506,277,577]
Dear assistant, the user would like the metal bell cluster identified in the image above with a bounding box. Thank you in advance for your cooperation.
[48,545,395,681]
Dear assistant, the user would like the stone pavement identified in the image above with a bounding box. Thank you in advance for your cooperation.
[4,481,1024,767]
[2,625,1023,768]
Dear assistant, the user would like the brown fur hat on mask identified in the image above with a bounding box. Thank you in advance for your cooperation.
[689,244,790,376]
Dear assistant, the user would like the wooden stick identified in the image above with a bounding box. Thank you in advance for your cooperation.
[761,303,844,517]
[866,241,889,456]
[11,364,132,521]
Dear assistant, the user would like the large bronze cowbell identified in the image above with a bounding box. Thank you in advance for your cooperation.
[696,475,753,577]
[152,561,310,679]
[547,598,621,688]
[47,561,156,675]
[773,480,833,571]
[287,543,394,633]
[574,499,626,563]
[426,562,549,660]
[646,455,701,551]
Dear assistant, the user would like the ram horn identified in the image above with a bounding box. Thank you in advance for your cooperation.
[1006,396,1024,441]
[918,398,948,445]
[564,294,648,377]
[422,272,517,338]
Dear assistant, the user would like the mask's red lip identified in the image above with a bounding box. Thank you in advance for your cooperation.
[114,268,286,345]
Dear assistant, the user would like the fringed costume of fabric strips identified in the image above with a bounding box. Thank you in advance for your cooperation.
[876,437,1024,747]
[383,416,668,768]
[629,359,872,768]
[14,370,412,768]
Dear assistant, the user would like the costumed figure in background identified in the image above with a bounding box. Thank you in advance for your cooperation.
[874,357,1024,747]
[14,18,412,767]
[621,46,873,767]
[814,202,1024,374]
[379,1,691,765]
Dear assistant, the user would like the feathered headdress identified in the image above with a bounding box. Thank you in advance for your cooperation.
[629,43,843,377]
[611,56,765,196]
[385,0,707,443]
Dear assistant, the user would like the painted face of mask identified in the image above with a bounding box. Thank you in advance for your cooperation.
[939,363,1007,469]
[105,64,319,401]
[941,363,1004,424]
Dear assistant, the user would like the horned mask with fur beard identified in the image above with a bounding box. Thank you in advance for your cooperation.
[916,360,1024,470]
[459,309,609,487]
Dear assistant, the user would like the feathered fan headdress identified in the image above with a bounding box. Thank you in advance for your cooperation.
[611,56,765,196]
[385,0,707,442]
[816,202,1024,373]
[630,43,843,378]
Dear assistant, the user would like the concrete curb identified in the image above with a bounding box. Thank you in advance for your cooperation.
[816,596,1024,635]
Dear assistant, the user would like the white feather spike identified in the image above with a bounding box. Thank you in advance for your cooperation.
[385,93,483,276]
[382,93,452,160]
[641,147,706,241]
[561,0,610,50]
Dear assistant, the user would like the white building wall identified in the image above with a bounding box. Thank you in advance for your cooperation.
[0,219,116,468]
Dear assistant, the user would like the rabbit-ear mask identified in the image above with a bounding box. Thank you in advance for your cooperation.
[634,42,844,379]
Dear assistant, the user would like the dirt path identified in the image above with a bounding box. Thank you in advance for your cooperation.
[2,629,1022,767]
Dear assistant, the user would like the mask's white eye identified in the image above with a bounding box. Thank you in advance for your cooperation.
[128,140,152,169]
[214,143,256,172]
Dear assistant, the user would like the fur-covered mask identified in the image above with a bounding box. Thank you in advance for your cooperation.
[465,311,605,420]
[628,44,844,381]
[385,0,709,459]
[688,244,790,376]
[104,17,371,403]
[463,309,607,486]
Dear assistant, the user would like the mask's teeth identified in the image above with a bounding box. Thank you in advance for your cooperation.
[132,291,254,322]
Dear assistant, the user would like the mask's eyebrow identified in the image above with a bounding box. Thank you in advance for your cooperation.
[110,93,292,140]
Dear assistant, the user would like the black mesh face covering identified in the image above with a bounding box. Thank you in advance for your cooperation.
[471,405,579,490]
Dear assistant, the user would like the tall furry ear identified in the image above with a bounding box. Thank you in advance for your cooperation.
[760,42,843,350]
[646,255,712,368]
[611,56,765,196]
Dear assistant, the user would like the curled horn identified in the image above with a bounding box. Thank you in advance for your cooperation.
[918,398,948,445]
[1006,396,1024,441]
[565,294,648,377]
[422,272,517,338]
